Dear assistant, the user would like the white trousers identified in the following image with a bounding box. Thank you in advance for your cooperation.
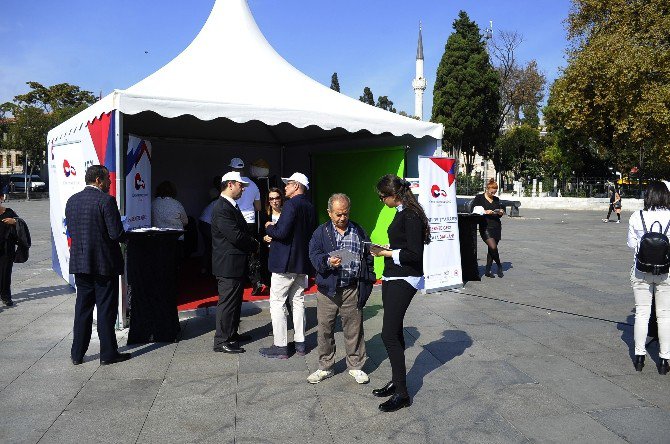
[631,267,670,359]
[269,272,306,347]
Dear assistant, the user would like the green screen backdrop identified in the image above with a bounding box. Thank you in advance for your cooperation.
[312,146,405,278]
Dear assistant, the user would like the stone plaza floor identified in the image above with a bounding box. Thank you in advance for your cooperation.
[1,199,670,443]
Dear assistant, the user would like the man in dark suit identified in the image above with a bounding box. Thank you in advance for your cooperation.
[260,172,316,359]
[66,165,129,365]
[211,171,259,353]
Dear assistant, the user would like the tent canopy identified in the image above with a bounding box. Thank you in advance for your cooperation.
[48,0,443,144]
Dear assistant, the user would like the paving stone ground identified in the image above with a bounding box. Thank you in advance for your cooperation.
[1,200,669,443]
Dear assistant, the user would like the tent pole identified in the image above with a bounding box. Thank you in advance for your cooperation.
[114,110,128,329]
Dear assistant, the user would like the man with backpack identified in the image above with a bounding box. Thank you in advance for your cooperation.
[627,181,670,375]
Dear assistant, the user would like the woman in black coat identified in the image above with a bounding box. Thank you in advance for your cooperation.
[0,192,19,306]
[471,178,505,278]
[370,174,431,412]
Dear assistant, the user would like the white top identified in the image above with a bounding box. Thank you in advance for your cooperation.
[152,197,188,230]
[199,200,217,224]
[236,177,260,223]
[627,209,670,257]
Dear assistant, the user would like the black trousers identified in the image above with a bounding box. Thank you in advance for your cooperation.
[0,251,14,300]
[214,276,244,347]
[381,279,417,397]
[247,223,261,287]
[71,273,119,361]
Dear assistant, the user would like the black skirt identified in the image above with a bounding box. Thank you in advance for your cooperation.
[480,225,501,242]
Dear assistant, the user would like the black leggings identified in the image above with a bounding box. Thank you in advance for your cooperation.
[381,279,417,397]
[606,204,621,221]
[485,238,501,271]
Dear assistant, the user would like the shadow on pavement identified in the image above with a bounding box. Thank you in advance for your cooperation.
[10,284,75,304]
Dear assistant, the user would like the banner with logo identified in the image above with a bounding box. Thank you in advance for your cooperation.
[125,135,152,229]
[418,156,463,291]
[49,112,118,283]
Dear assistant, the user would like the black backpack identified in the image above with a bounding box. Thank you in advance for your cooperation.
[635,211,670,275]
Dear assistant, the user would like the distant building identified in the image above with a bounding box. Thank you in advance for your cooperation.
[0,132,23,175]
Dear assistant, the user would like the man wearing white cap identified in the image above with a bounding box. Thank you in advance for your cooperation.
[211,171,259,353]
[260,172,316,359]
[229,157,264,295]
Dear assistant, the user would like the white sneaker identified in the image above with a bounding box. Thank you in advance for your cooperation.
[348,369,370,384]
[615,220,621,223]
[601,219,609,223]
[307,369,333,384]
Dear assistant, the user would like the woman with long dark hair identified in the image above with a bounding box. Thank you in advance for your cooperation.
[259,188,284,289]
[471,178,505,278]
[370,174,430,412]
[627,181,670,374]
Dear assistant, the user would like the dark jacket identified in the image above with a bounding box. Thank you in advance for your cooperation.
[65,186,125,276]
[383,208,425,278]
[309,221,376,308]
[265,194,316,275]
[14,217,31,263]
[211,196,259,278]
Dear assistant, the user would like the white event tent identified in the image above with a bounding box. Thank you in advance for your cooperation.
[47,0,444,301]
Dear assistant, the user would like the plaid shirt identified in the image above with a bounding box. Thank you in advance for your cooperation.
[332,222,362,287]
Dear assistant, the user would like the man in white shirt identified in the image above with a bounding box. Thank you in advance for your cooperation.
[229,157,263,295]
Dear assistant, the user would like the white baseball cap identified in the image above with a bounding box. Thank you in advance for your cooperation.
[282,172,309,190]
[229,157,244,168]
[221,171,249,185]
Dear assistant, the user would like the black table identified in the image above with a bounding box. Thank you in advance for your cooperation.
[457,213,484,282]
[126,229,183,344]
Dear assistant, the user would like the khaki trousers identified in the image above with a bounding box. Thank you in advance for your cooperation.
[316,286,367,371]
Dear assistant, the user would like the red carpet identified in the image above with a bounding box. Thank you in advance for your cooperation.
[177,258,318,312]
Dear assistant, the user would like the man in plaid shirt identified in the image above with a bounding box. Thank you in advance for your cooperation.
[307,193,374,385]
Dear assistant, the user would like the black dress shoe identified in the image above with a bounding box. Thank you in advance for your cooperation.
[213,343,245,354]
[230,333,252,342]
[100,352,131,365]
[372,381,396,398]
[634,355,645,372]
[659,358,669,375]
[484,272,495,278]
[2,298,13,307]
[497,269,504,278]
[71,357,83,366]
[379,393,411,412]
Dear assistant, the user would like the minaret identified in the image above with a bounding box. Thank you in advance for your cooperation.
[412,23,427,120]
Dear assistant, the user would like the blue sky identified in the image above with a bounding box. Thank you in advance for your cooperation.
[1,0,572,117]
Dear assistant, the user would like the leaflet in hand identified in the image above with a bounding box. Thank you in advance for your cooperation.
[329,248,358,263]
[363,242,391,252]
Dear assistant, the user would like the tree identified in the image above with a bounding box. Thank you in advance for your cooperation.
[545,0,670,180]
[521,103,540,128]
[375,96,396,113]
[359,87,374,105]
[431,11,500,174]
[494,124,544,180]
[330,73,340,92]
[3,82,97,172]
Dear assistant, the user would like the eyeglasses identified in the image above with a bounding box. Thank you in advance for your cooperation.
[286,181,297,187]
[269,196,281,201]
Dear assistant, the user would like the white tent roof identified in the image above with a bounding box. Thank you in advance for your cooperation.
[48,0,442,143]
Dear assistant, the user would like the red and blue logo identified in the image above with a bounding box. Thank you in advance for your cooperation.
[431,184,448,198]
[134,172,146,190]
[63,160,76,177]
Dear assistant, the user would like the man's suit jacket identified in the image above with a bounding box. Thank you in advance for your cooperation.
[211,196,259,278]
[65,186,125,276]
[265,194,316,275]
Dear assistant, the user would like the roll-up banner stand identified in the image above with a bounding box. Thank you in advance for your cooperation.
[418,156,463,292]
[125,135,152,230]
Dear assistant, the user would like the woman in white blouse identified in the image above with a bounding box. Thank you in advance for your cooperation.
[627,181,670,374]
[152,181,188,231]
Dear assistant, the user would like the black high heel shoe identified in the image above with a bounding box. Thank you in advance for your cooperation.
[372,381,396,397]
[484,272,495,278]
[379,393,411,412]
[634,355,645,372]
[659,358,669,375]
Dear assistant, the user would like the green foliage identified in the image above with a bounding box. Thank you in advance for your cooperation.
[546,0,670,179]
[375,96,396,113]
[2,82,97,170]
[431,11,501,174]
[456,172,484,195]
[494,124,544,180]
[330,73,340,92]
[521,103,540,128]
[359,87,374,105]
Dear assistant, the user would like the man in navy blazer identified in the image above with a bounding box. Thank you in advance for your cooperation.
[211,171,259,353]
[65,165,129,366]
[260,172,316,359]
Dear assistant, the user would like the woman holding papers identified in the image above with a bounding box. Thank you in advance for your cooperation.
[471,179,505,278]
[370,174,431,412]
